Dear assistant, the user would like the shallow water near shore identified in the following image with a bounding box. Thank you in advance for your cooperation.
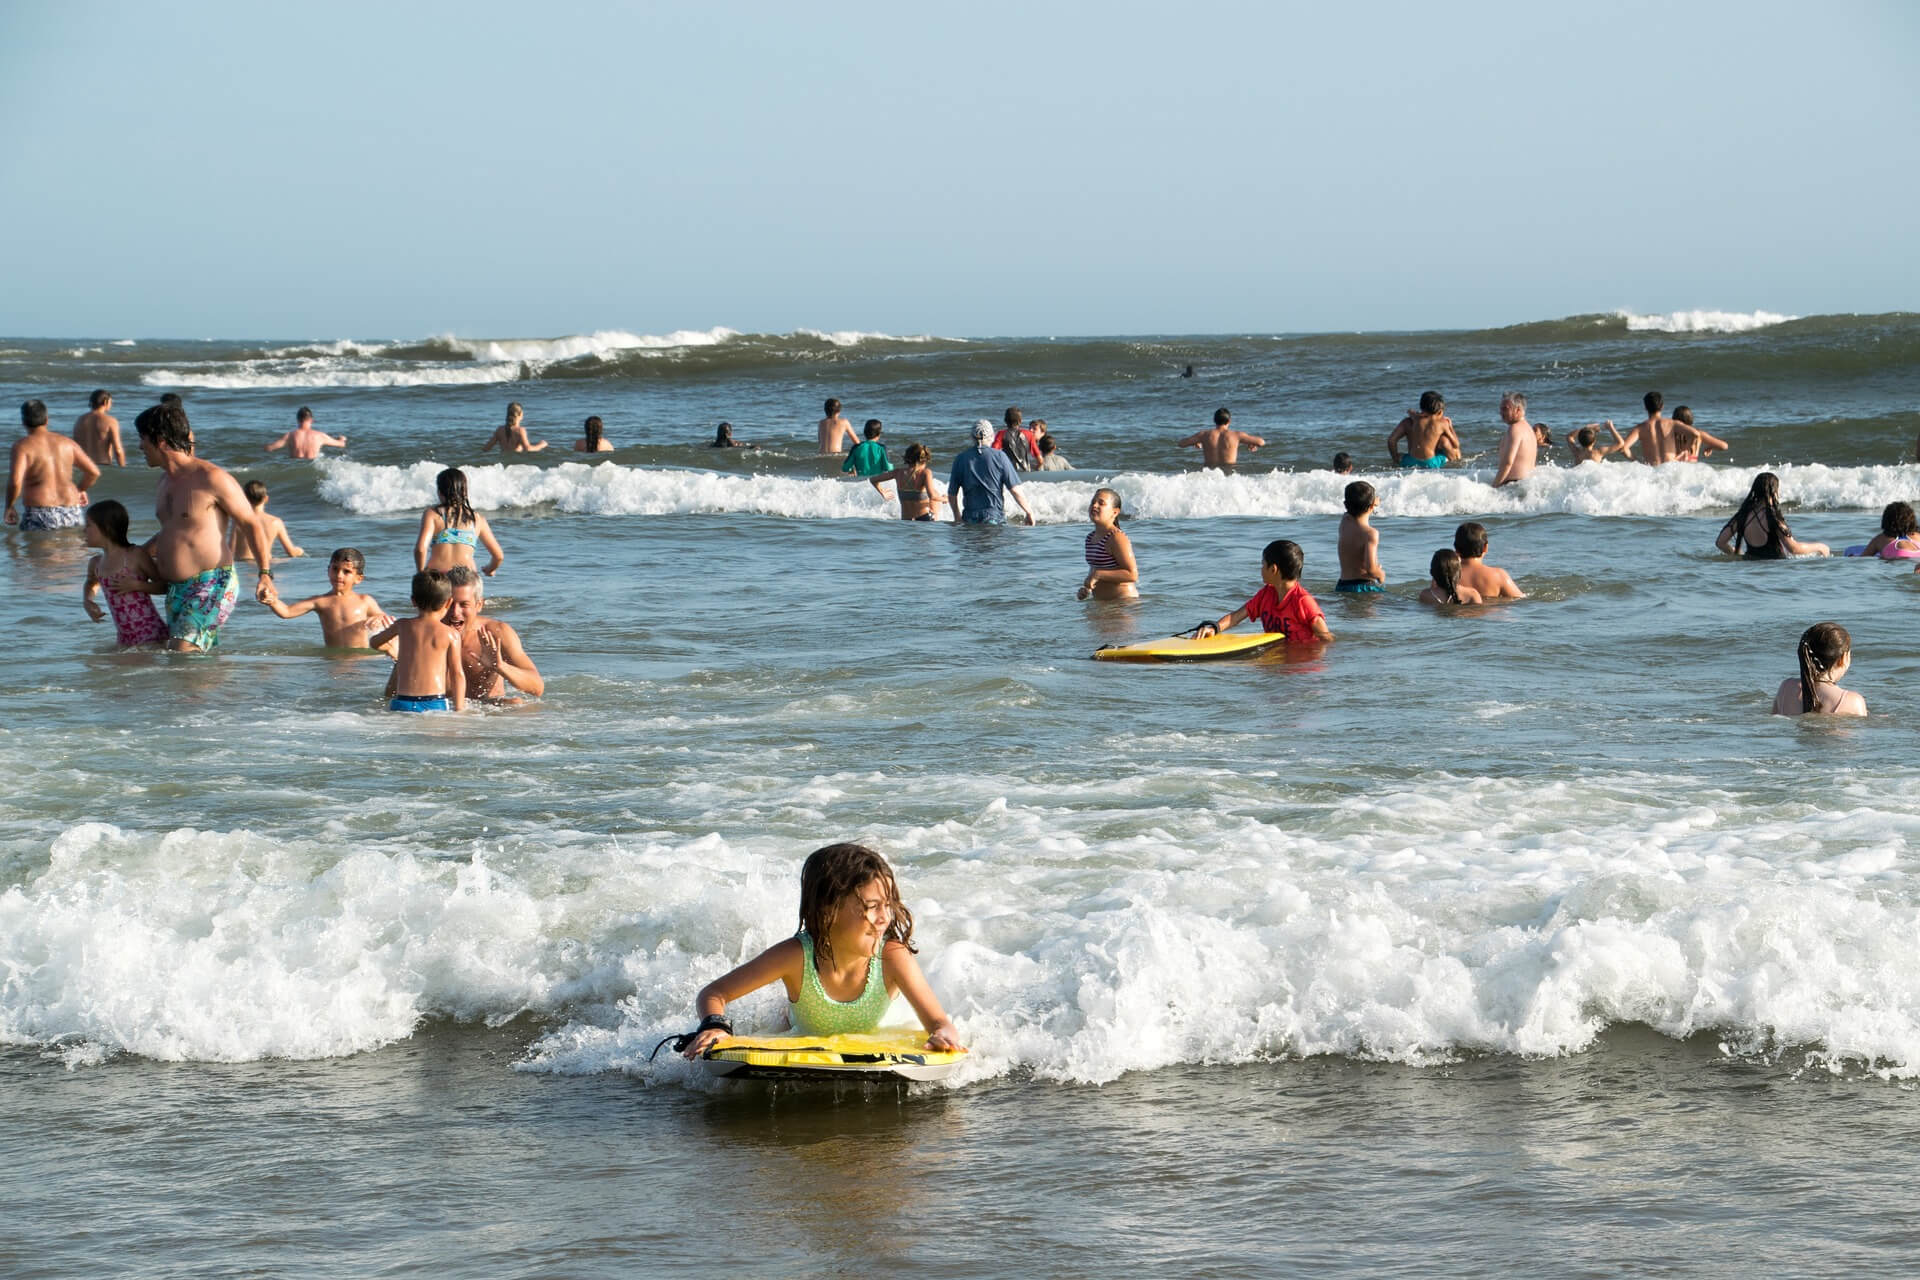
[7,1024,1920,1278]
[6,313,1920,1271]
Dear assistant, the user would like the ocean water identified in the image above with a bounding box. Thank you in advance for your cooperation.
[6,310,1920,1275]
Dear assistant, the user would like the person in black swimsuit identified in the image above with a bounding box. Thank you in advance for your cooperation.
[1716,472,1829,559]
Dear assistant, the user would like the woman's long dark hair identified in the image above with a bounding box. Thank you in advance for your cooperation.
[435,467,475,527]
[584,416,604,449]
[713,423,734,447]
[1797,622,1851,714]
[1729,472,1788,553]
[1430,548,1463,604]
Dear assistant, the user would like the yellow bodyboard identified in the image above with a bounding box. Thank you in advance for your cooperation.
[701,1031,966,1081]
[1093,631,1286,662]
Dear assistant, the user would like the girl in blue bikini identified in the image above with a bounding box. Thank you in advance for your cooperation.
[415,467,504,576]
[680,843,963,1058]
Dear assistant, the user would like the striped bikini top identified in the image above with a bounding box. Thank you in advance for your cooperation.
[1085,528,1122,570]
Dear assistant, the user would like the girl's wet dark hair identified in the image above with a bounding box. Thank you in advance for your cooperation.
[1430,548,1463,603]
[435,468,475,528]
[1729,472,1788,554]
[1881,502,1916,538]
[797,842,915,971]
[903,442,929,467]
[86,499,133,548]
[584,416,604,449]
[714,422,735,446]
[1797,622,1851,714]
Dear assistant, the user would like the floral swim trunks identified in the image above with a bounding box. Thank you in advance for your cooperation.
[18,504,87,531]
[165,564,239,651]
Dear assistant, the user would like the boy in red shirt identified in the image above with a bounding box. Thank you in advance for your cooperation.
[1197,539,1334,643]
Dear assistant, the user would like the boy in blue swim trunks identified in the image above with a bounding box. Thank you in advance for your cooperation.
[1336,481,1385,592]
[1387,391,1460,469]
[1197,539,1335,643]
[368,570,464,712]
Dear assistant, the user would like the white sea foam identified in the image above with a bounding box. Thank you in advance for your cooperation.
[263,339,391,358]
[317,459,901,520]
[316,458,1915,522]
[1616,309,1798,334]
[435,328,739,365]
[792,328,946,347]
[13,774,1920,1078]
[110,339,137,347]
[141,360,523,389]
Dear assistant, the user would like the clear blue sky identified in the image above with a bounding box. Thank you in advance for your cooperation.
[2,1,1914,338]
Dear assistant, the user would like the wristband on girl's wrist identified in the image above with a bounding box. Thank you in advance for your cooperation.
[696,1013,733,1036]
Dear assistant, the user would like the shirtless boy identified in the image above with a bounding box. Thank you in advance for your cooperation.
[260,547,395,653]
[1453,522,1525,599]
[74,391,125,467]
[369,571,464,712]
[8,400,100,531]
[234,481,304,562]
[1335,481,1385,593]
[817,399,857,454]
[1566,421,1629,462]
[135,401,271,651]
[1620,392,1677,464]
[265,407,347,459]
[1387,392,1462,469]
[1489,393,1538,487]
[1178,408,1264,468]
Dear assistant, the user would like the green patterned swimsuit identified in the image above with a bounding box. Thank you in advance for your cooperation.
[789,931,891,1035]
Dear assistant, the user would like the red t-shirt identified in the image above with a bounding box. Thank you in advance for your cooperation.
[992,428,1039,458]
[1244,582,1324,640]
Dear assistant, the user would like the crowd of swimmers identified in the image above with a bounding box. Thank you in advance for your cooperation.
[5,381,1897,719]
[7,393,543,713]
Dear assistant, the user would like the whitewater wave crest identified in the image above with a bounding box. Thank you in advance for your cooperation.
[11,771,1920,1077]
[1616,309,1798,334]
[316,458,1915,522]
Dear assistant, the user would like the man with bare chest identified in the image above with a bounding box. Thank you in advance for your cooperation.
[1177,408,1265,468]
[1621,391,1678,464]
[7,399,100,531]
[264,407,347,459]
[385,566,544,702]
[136,402,272,651]
[73,391,125,467]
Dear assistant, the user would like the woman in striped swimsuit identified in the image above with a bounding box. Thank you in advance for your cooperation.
[1078,487,1139,599]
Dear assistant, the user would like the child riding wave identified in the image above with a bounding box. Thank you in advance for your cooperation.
[679,842,963,1057]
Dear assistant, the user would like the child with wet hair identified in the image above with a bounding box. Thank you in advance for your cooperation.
[680,842,962,1057]
[1772,622,1866,716]
[1335,481,1384,593]
[81,500,168,646]
[1846,502,1920,560]
[1670,407,1728,461]
[1566,421,1629,463]
[1419,548,1484,606]
[259,547,396,652]
[368,571,464,712]
[1197,539,1334,641]
[233,480,304,562]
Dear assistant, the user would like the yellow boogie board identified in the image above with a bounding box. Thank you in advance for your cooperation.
[702,1031,966,1082]
[1093,630,1286,662]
